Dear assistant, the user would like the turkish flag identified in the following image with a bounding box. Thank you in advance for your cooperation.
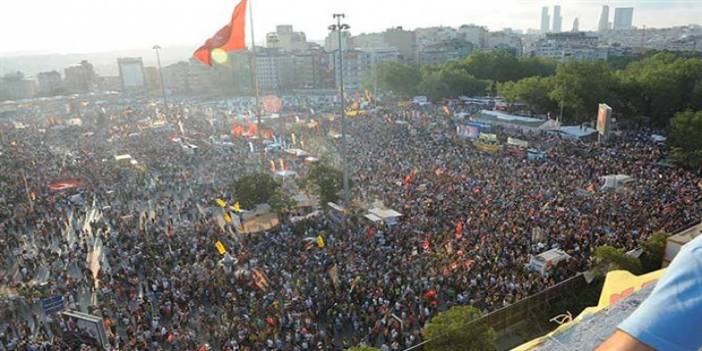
[193,0,247,65]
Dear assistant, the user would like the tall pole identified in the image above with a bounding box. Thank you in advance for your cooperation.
[249,0,261,139]
[331,14,350,205]
[153,45,167,112]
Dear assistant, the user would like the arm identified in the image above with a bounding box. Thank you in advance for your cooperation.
[596,330,655,351]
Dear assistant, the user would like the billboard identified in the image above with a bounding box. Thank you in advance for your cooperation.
[60,311,109,349]
[457,125,479,139]
[117,57,146,91]
[596,103,612,136]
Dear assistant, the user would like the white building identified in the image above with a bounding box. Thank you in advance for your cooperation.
[532,32,608,62]
[459,24,488,48]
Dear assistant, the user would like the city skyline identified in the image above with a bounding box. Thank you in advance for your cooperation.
[1,0,702,56]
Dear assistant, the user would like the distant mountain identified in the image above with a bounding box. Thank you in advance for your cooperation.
[0,45,196,78]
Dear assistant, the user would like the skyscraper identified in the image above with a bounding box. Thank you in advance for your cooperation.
[552,5,562,33]
[613,7,634,30]
[598,6,609,32]
[572,18,579,32]
[540,7,550,34]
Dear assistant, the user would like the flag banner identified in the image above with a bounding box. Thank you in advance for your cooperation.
[252,268,270,291]
[231,202,241,213]
[193,0,247,65]
[215,198,227,208]
[316,234,325,248]
[48,178,84,192]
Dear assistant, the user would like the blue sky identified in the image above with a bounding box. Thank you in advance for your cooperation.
[1,0,700,54]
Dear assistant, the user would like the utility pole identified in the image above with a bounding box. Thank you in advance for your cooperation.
[329,14,351,205]
[152,45,168,112]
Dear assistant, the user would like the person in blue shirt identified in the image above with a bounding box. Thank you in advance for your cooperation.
[597,234,702,351]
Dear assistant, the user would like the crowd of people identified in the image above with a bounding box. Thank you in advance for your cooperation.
[0,94,700,351]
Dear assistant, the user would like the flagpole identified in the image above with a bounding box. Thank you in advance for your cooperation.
[248,0,261,140]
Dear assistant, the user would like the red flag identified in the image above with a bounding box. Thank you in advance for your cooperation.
[193,0,247,65]
[231,123,244,137]
[454,222,463,239]
[247,122,257,136]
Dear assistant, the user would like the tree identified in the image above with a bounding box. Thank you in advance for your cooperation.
[305,163,346,206]
[232,173,281,209]
[422,306,496,351]
[462,50,556,82]
[549,60,616,123]
[375,62,422,96]
[418,65,489,100]
[346,346,381,351]
[669,110,702,169]
[593,245,643,276]
[640,231,668,272]
[616,53,702,126]
[498,76,557,115]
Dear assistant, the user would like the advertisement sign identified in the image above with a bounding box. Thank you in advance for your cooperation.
[596,103,612,136]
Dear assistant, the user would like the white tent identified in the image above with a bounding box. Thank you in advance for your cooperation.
[600,174,634,191]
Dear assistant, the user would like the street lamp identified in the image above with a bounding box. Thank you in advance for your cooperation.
[152,45,168,112]
[329,13,351,205]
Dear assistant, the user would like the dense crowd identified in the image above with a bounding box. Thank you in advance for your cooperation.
[0,95,700,351]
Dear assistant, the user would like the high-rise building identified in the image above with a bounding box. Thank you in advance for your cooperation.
[613,7,634,30]
[36,71,62,95]
[458,24,488,48]
[64,60,96,93]
[0,71,36,100]
[598,6,610,32]
[552,5,562,33]
[540,7,550,33]
[324,30,352,52]
[382,27,417,65]
[572,18,579,32]
[265,25,308,52]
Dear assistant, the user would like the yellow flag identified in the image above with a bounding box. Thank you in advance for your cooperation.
[316,234,325,248]
[215,199,226,208]
[223,213,232,224]
[232,202,241,213]
[214,241,226,255]
[291,133,297,144]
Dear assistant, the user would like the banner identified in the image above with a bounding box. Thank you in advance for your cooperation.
[316,234,325,248]
[479,133,498,143]
[507,137,529,148]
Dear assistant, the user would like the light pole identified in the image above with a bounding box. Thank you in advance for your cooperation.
[329,14,351,205]
[152,45,168,112]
